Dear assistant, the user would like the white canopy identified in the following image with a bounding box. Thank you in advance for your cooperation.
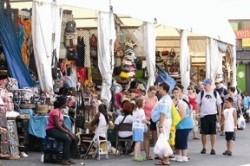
[17,0,237,96]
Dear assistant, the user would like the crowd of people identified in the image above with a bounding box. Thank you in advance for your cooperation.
[45,77,250,165]
[110,78,250,165]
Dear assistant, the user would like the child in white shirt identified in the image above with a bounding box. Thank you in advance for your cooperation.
[132,98,149,161]
[221,97,237,156]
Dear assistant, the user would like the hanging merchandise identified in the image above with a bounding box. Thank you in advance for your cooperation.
[66,47,78,61]
[90,47,97,59]
[51,49,61,79]
[76,36,85,67]
[65,20,76,33]
[89,34,97,48]
[76,67,86,82]
[0,0,34,88]
[169,48,176,57]
[161,49,169,56]
[155,51,163,63]
[65,32,77,47]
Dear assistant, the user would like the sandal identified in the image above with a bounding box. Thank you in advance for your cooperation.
[146,156,153,160]
[155,160,170,165]
[154,156,162,160]
[68,159,76,164]
[60,160,71,165]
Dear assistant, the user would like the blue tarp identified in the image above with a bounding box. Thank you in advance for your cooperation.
[0,4,34,88]
[155,64,176,92]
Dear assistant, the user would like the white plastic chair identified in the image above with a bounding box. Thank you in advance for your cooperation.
[82,125,109,160]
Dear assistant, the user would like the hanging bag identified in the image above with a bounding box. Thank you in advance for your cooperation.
[65,20,76,33]
[51,49,61,79]
[66,47,78,61]
[169,48,176,57]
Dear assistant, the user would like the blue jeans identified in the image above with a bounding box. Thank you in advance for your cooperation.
[46,128,76,160]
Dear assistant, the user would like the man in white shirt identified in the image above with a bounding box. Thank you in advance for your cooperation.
[196,78,222,155]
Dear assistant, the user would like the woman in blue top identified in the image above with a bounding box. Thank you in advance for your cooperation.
[171,88,193,163]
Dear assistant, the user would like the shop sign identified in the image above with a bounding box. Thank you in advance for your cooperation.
[235,29,250,39]
[242,38,250,47]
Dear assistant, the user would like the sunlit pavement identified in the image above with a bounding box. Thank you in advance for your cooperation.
[2,123,250,166]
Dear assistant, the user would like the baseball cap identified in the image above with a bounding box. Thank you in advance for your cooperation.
[203,78,212,85]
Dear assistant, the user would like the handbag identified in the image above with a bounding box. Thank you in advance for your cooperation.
[169,48,176,57]
[65,20,76,33]
[51,49,61,79]
[66,48,78,61]
[89,34,97,48]
[161,50,169,56]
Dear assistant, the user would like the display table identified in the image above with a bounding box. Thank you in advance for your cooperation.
[28,115,72,139]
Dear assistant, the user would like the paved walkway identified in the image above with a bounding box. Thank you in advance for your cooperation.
[2,123,250,166]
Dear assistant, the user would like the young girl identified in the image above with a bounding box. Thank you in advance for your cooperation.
[132,98,149,161]
[221,97,237,156]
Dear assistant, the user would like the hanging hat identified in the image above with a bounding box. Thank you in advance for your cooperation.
[119,71,130,79]
[117,78,130,85]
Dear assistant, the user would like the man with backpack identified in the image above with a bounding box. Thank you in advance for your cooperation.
[196,78,222,155]
[215,79,228,136]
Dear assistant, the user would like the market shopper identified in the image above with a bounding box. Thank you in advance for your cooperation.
[46,96,78,165]
[143,86,158,160]
[221,97,237,156]
[171,88,193,162]
[215,79,228,136]
[151,82,173,165]
[196,78,222,155]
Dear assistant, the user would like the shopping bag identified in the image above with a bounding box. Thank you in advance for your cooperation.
[154,133,173,157]
[237,114,246,129]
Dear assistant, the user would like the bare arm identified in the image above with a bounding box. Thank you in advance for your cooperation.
[158,112,165,133]
[233,109,237,132]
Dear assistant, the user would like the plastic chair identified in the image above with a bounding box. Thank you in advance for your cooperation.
[81,125,109,160]
[115,123,133,155]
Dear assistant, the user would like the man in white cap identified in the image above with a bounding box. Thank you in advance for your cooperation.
[196,78,222,155]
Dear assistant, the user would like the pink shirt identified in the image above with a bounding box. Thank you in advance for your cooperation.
[46,108,64,130]
[144,96,158,120]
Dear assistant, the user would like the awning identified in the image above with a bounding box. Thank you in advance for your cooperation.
[236,50,250,64]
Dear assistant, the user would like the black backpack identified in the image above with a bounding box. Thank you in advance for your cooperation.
[200,89,217,101]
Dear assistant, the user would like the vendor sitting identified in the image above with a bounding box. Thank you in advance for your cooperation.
[82,104,109,140]
[46,96,78,165]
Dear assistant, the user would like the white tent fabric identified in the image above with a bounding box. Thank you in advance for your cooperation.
[32,0,62,93]
[97,11,116,102]
[208,39,220,83]
[31,0,236,96]
[180,30,190,91]
[142,22,156,89]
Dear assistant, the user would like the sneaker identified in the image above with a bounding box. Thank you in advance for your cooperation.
[223,150,232,156]
[176,156,184,162]
[182,156,189,162]
[132,156,145,162]
[20,152,28,158]
[170,155,177,161]
[200,148,206,154]
[210,149,216,155]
